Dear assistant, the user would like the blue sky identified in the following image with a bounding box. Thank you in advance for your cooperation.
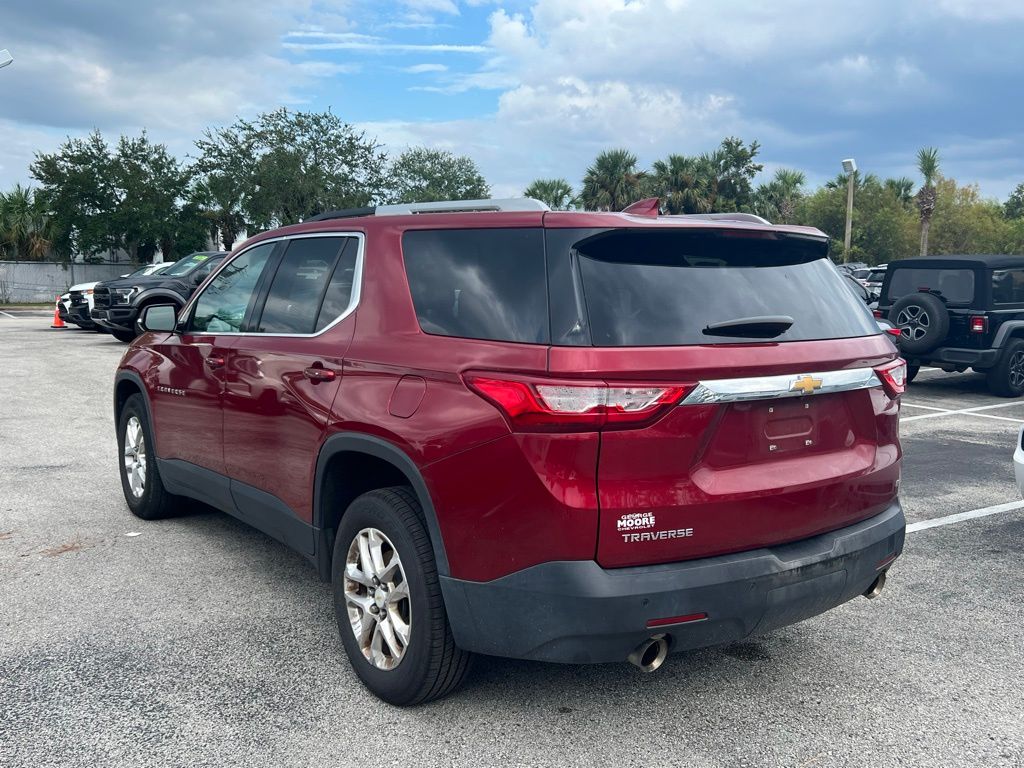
[2,0,1023,200]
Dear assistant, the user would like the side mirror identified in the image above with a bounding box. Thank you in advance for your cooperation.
[139,304,178,333]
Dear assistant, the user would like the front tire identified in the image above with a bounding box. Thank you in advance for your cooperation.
[117,394,181,519]
[987,339,1024,397]
[332,487,472,705]
[112,328,137,343]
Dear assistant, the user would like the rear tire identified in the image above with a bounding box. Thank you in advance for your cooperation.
[117,394,181,519]
[906,363,920,383]
[332,487,472,705]
[987,339,1024,397]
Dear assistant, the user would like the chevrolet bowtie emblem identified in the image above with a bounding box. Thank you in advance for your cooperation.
[790,375,823,394]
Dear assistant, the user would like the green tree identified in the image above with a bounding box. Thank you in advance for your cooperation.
[884,177,915,207]
[797,174,917,264]
[707,137,763,211]
[915,147,940,256]
[753,168,806,223]
[1004,182,1024,220]
[31,130,119,259]
[651,154,716,214]
[387,147,490,204]
[31,130,199,262]
[524,178,576,210]
[580,149,645,211]
[0,185,54,260]
[110,133,194,262]
[194,108,389,231]
[928,178,1015,255]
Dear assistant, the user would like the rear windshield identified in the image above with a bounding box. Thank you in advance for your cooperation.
[885,267,974,304]
[549,228,879,346]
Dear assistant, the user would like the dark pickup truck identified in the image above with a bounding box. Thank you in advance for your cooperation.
[92,251,226,342]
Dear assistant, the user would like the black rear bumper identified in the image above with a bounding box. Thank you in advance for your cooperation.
[920,347,998,369]
[440,502,905,664]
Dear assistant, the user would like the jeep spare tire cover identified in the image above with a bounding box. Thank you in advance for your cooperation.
[889,292,950,355]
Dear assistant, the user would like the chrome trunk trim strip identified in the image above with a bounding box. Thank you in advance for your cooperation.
[681,367,881,405]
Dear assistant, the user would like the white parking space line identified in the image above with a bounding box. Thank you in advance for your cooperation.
[901,402,950,412]
[907,500,1024,533]
[901,401,1024,423]
[0,310,15,319]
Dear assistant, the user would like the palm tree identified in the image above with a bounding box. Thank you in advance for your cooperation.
[651,155,715,214]
[884,177,915,206]
[580,149,645,211]
[752,168,805,223]
[915,147,940,256]
[524,178,577,211]
[0,185,53,260]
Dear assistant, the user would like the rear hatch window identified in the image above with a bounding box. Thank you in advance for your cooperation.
[885,267,975,305]
[546,228,879,346]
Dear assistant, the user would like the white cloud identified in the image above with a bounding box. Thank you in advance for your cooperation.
[401,0,460,14]
[935,0,1024,21]
[403,63,449,73]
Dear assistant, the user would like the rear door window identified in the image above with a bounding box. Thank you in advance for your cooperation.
[886,267,975,304]
[254,237,350,334]
[402,228,548,343]
[547,228,878,347]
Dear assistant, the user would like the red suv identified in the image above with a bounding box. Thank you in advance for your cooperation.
[114,198,906,705]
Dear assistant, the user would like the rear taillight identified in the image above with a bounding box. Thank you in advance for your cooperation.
[886,327,902,338]
[970,316,988,334]
[465,374,691,432]
[874,359,907,398]
[872,309,883,318]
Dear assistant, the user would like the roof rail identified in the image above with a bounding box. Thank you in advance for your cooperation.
[674,212,773,225]
[305,207,376,222]
[375,198,550,215]
[303,198,550,223]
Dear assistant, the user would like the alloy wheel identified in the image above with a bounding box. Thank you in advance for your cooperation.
[344,528,412,670]
[896,305,930,341]
[1010,351,1024,390]
[123,416,147,498]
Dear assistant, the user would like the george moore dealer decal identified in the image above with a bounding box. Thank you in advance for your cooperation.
[617,512,694,543]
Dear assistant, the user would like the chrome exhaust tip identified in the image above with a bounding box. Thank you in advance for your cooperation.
[863,570,887,600]
[628,635,669,672]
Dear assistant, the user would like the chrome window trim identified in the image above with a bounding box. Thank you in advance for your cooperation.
[182,232,365,338]
[681,367,881,405]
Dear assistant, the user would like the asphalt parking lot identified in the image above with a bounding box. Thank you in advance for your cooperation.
[1,313,1022,768]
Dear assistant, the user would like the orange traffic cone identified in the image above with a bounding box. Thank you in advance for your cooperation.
[51,295,66,329]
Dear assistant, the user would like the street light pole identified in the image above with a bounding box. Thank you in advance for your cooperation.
[0,50,13,70]
[841,158,857,263]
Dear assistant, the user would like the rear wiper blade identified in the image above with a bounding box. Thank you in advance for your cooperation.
[702,315,794,339]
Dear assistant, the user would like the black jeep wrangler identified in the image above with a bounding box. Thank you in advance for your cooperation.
[92,252,226,342]
[879,255,1024,396]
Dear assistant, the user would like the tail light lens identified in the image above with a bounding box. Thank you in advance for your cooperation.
[875,359,907,398]
[872,309,883,318]
[970,316,988,334]
[465,374,691,432]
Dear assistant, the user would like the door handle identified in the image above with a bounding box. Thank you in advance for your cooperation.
[205,356,225,369]
[303,365,336,383]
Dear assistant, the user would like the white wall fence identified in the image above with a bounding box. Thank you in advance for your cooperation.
[0,261,134,303]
